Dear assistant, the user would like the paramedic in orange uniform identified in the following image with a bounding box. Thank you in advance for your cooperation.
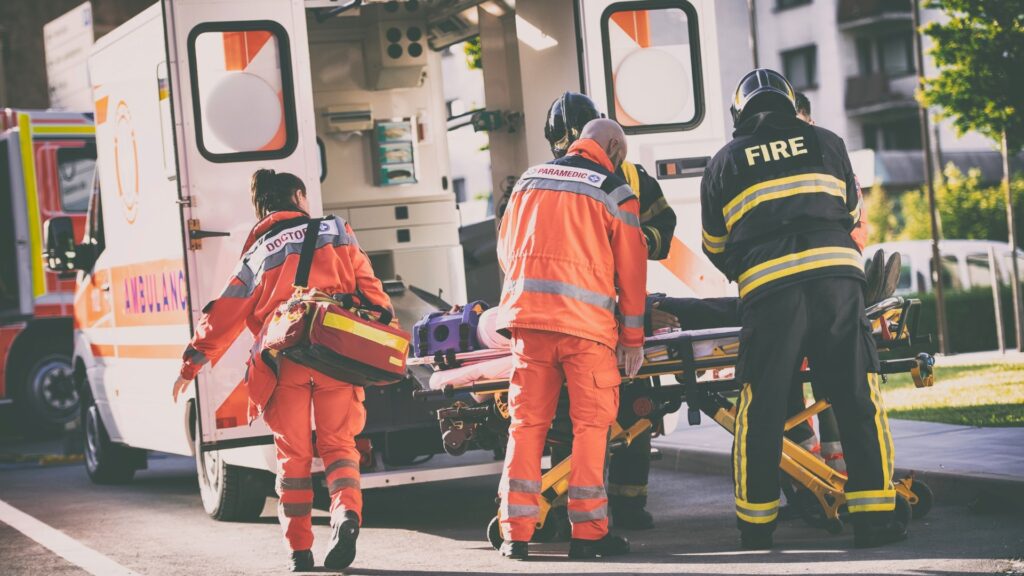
[171,169,392,572]
[495,119,647,560]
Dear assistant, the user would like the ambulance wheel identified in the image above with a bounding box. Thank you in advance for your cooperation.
[82,398,142,484]
[910,480,933,519]
[11,350,78,437]
[487,515,503,550]
[193,412,268,522]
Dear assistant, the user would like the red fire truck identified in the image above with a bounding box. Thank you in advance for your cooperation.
[0,109,95,435]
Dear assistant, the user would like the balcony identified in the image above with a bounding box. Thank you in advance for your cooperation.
[845,73,918,117]
[838,0,912,31]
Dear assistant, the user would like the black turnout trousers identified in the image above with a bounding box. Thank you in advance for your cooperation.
[732,277,896,530]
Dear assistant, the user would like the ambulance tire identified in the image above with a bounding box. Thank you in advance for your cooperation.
[193,413,268,522]
[10,346,78,437]
[82,397,142,484]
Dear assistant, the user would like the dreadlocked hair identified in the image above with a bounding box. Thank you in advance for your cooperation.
[250,169,307,219]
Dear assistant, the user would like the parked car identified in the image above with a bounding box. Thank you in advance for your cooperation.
[866,240,1024,295]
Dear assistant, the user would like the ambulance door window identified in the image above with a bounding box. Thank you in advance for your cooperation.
[56,144,96,212]
[84,176,105,263]
[187,22,298,162]
[601,1,703,134]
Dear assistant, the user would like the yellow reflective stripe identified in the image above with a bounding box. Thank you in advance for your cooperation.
[723,173,846,232]
[737,247,862,298]
[733,384,752,502]
[19,114,45,299]
[846,489,896,513]
[848,502,896,513]
[735,498,779,524]
[645,226,662,256]
[31,125,95,135]
[702,229,728,254]
[621,160,640,196]
[846,489,896,499]
[868,374,895,487]
[321,312,409,353]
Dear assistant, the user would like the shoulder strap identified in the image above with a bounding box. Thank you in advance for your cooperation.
[293,218,322,288]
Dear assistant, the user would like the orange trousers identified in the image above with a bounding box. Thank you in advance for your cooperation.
[499,329,620,542]
[263,359,366,551]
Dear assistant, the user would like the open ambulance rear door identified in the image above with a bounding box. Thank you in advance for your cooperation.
[576,0,743,298]
[163,0,321,450]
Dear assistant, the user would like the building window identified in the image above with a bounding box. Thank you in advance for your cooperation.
[781,45,817,90]
[856,36,874,75]
[776,0,812,10]
[601,0,704,134]
[862,116,921,150]
[879,31,914,76]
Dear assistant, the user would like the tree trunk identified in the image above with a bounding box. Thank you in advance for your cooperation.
[1003,128,1023,351]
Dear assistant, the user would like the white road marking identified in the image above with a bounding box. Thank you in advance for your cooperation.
[0,498,141,576]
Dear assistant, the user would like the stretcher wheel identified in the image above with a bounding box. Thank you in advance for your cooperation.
[910,480,933,519]
[825,518,844,535]
[532,505,571,543]
[487,515,503,550]
[895,493,912,527]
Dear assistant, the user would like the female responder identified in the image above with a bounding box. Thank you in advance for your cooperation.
[171,169,392,572]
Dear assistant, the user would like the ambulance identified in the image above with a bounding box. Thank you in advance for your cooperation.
[44,0,749,521]
[1,109,95,435]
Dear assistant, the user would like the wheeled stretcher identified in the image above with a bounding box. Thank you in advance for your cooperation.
[410,296,936,547]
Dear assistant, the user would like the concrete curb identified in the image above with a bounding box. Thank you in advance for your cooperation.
[651,444,1024,512]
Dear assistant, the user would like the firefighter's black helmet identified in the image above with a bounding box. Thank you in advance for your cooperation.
[730,68,797,124]
[544,92,604,158]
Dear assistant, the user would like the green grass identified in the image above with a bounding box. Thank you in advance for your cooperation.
[880,363,1024,427]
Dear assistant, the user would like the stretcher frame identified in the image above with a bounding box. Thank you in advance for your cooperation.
[413,297,936,545]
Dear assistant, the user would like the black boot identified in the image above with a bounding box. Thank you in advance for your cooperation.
[739,522,775,550]
[611,503,655,530]
[853,514,907,549]
[324,510,360,570]
[287,550,314,572]
[568,533,630,559]
[500,540,529,560]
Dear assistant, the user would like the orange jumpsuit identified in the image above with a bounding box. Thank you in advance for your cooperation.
[178,210,391,551]
[496,139,647,542]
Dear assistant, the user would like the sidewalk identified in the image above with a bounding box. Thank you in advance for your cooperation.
[934,349,1024,367]
[652,415,1024,490]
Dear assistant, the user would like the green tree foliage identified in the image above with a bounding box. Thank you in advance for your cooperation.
[878,164,1024,244]
[919,0,1024,151]
[464,36,483,70]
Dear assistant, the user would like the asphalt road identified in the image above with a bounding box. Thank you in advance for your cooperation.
[0,444,1022,576]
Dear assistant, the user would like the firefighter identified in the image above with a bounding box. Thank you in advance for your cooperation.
[701,69,905,549]
[172,169,392,571]
[497,91,676,530]
[496,119,646,560]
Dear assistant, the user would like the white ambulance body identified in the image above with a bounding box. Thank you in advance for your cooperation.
[57,0,749,520]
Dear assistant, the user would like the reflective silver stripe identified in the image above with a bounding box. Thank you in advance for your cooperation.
[220,282,251,299]
[568,504,608,522]
[515,177,639,227]
[277,476,312,491]
[507,479,541,494]
[723,176,845,226]
[622,314,644,329]
[329,477,360,493]
[738,248,862,298]
[735,503,778,518]
[568,485,606,500]
[609,184,637,206]
[324,459,359,476]
[280,502,312,517]
[847,496,894,508]
[506,278,615,313]
[503,504,539,519]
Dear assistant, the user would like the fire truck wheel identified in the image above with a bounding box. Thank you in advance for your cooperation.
[82,396,143,484]
[11,351,78,436]
[193,414,269,522]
